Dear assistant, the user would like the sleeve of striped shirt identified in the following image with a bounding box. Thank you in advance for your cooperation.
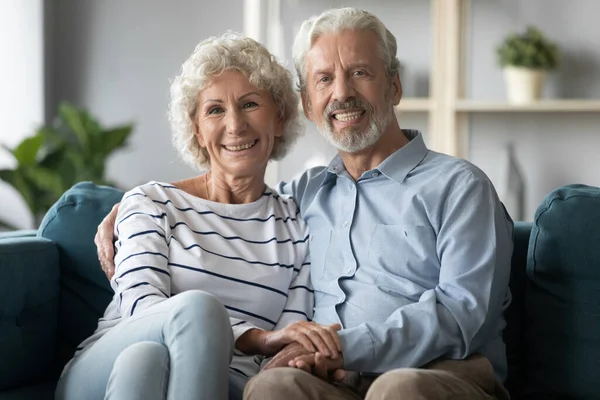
[230,318,261,345]
[272,252,314,330]
[111,189,171,320]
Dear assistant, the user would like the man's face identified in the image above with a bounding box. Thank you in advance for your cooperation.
[302,29,401,153]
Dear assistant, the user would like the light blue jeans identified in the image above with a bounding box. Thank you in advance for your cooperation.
[55,290,248,400]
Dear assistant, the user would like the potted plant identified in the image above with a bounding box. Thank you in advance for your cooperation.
[0,102,133,230]
[496,26,559,104]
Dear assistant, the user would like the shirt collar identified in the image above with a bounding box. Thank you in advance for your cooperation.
[323,129,428,185]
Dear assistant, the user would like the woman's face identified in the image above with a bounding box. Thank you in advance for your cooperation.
[194,70,283,178]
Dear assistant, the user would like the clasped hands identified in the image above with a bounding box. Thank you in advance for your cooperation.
[238,320,346,382]
[262,321,346,382]
[265,341,346,382]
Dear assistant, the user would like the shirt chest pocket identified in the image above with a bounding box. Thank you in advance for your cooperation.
[368,224,437,277]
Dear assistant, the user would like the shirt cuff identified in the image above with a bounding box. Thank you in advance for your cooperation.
[338,325,375,372]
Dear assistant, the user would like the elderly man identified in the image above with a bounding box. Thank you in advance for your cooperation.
[96,7,512,400]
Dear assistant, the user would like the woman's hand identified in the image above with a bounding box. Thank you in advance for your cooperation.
[262,321,342,357]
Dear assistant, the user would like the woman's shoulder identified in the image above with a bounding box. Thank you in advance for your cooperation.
[120,181,185,209]
[263,187,300,215]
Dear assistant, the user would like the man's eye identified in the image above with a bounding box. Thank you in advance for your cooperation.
[242,101,258,109]
[208,107,224,115]
[318,76,331,83]
[354,70,366,76]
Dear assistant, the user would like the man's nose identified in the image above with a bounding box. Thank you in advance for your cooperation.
[226,109,247,135]
[332,75,356,103]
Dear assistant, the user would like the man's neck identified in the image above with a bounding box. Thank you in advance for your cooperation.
[339,124,410,181]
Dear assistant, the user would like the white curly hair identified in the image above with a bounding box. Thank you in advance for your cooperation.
[169,31,303,170]
[292,8,400,92]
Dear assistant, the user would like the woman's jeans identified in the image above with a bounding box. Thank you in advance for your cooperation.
[55,290,247,400]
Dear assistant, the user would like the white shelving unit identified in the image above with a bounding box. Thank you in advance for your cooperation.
[455,100,600,113]
[395,98,434,112]
[417,0,600,158]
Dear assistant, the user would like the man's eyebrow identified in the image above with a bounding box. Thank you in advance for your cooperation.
[312,69,331,76]
[347,63,371,70]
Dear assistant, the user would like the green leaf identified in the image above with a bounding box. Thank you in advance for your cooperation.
[58,102,91,151]
[99,125,133,157]
[21,165,64,200]
[10,134,44,166]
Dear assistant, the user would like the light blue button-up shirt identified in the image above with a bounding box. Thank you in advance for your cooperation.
[277,130,513,381]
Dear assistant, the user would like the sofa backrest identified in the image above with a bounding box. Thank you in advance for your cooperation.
[38,182,124,376]
[522,184,600,398]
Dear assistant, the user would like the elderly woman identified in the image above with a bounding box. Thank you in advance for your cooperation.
[55,32,341,400]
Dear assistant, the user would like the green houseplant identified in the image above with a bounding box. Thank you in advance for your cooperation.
[496,26,559,103]
[0,102,133,229]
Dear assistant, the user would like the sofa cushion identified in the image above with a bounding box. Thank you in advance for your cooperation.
[524,184,600,398]
[0,236,59,390]
[38,182,124,374]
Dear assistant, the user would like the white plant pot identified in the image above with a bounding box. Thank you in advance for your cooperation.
[503,67,546,104]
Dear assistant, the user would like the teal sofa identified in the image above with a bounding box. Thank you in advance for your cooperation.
[1,182,599,399]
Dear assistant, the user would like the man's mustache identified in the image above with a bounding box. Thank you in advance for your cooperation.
[325,98,373,116]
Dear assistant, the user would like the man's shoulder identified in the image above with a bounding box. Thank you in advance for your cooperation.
[275,166,330,198]
[421,151,491,186]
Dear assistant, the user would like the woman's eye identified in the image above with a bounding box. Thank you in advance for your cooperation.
[354,70,366,76]
[242,101,258,109]
[208,107,223,115]
[318,76,331,83]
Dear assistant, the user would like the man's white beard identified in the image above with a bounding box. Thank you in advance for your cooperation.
[317,107,392,153]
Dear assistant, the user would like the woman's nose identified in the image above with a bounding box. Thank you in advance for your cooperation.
[225,109,247,135]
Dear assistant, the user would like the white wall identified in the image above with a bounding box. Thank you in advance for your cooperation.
[0,0,44,229]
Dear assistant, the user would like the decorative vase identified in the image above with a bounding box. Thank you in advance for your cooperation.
[503,66,546,104]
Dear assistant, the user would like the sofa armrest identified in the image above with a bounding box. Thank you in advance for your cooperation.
[0,229,38,240]
[0,236,60,390]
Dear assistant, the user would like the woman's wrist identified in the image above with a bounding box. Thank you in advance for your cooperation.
[235,328,268,355]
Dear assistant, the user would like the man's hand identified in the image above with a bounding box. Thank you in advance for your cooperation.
[290,352,346,382]
[94,202,120,279]
[262,342,311,370]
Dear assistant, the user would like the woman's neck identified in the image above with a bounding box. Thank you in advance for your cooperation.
[185,170,265,204]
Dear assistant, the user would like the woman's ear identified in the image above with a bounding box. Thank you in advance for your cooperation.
[191,115,206,147]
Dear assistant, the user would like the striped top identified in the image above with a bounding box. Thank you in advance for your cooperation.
[73,181,313,378]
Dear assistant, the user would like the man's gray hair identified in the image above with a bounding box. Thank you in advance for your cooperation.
[292,8,401,92]
[170,31,302,170]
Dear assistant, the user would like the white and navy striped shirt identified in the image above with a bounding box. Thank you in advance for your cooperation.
[73,181,313,378]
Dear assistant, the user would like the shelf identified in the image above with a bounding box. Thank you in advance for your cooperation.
[455,100,600,113]
[395,98,434,112]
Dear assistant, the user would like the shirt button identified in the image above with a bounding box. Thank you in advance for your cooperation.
[342,221,349,228]
[372,171,380,178]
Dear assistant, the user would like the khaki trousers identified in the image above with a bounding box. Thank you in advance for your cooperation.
[243,354,511,400]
